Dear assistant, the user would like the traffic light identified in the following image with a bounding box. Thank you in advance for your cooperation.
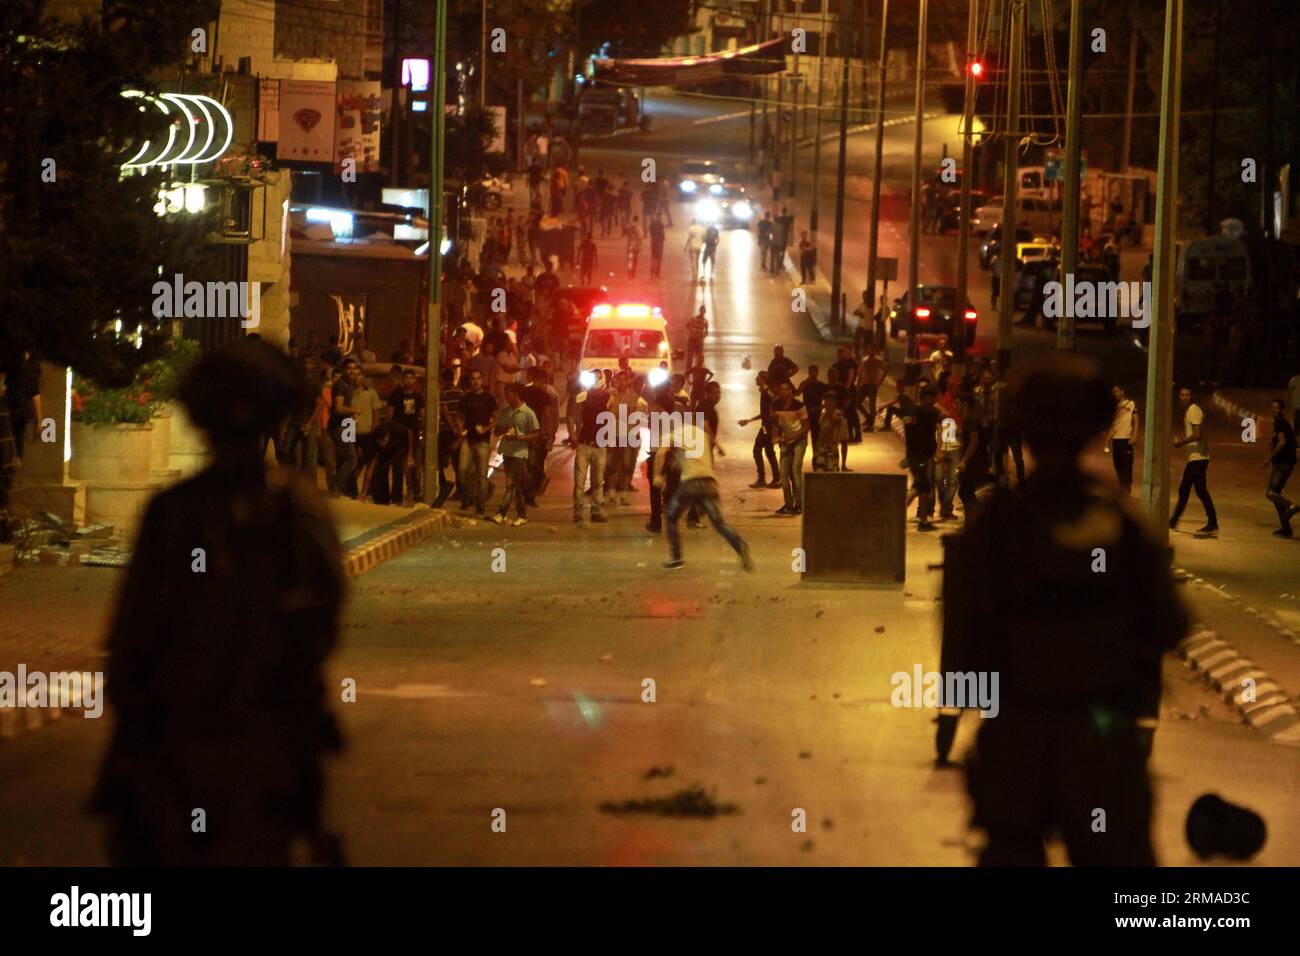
[968,60,984,79]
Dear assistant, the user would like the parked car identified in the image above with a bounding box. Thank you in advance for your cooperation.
[980,225,1036,270]
[971,196,1061,236]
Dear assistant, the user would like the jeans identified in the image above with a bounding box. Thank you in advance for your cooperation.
[1111,437,1134,493]
[497,456,529,518]
[935,448,961,516]
[605,444,637,493]
[527,437,551,498]
[752,428,777,481]
[370,448,405,505]
[665,478,746,562]
[458,440,492,511]
[687,246,701,282]
[685,337,705,372]
[859,385,879,431]
[332,429,357,497]
[573,443,607,520]
[646,449,678,531]
[778,438,807,508]
[1171,459,1217,527]
[1266,462,1295,528]
[843,386,861,440]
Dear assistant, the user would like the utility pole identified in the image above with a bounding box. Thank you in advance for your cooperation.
[1120,19,1137,171]
[829,0,856,329]
[954,0,978,369]
[388,0,404,186]
[1057,0,1084,351]
[788,72,801,197]
[423,0,449,504]
[1206,0,1221,233]
[810,3,829,235]
[905,0,928,362]
[865,0,889,331]
[1141,0,1183,546]
[996,0,1024,377]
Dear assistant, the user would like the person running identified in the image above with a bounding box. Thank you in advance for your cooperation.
[684,218,706,283]
[701,223,721,280]
[655,413,753,572]
[648,214,666,278]
[1264,397,1299,536]
[457,369,498,518]
[738,371,781,489]
[1169,386,1218,535]
[1105,384,1140,495]
[490,384,540,526]
[769,380,809,516]
[568,374,611,527]
[686,306,709,372]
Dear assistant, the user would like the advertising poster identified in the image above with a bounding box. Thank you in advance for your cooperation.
[278,80,336,162]
[335,79,383,172]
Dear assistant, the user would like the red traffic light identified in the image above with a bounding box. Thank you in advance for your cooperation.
[968,60,984,78]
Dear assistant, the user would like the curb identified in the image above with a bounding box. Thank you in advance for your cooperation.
[783,255,854,343]
[342,508,454,578]
[1177,624,1300,746]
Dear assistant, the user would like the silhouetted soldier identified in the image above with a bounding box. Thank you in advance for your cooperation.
[92,342,345,865]
[943,355,1188,865]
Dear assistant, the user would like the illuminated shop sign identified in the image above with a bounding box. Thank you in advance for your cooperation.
[121,91,234,169]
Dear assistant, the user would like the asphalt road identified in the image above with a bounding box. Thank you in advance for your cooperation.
[1,98,1295,865]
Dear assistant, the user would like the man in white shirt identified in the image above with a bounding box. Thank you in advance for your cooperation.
[1105,384,1140,494]
[653,415,752,572]
[1169,386,1218,534]
[684,218,706,284]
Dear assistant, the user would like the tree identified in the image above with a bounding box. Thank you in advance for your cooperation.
[0,0,220,388]
[575,0,695,58]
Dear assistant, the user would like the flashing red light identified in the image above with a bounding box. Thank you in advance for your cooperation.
[969,61,984,79]
[590,304,613,318]
[964,309,978,321]
[615,303,651,318]
[915,307,932,319]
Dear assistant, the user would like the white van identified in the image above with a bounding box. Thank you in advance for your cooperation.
[580,304,673,378]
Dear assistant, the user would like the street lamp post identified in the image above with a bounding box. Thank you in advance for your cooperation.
[953,0,978,369]
[1057,0,1085,352]
[422,0,449,504]
[905,0,928,362]
[829,0,855,330]
[995,0,1024,377]
[1142,0,1185,547]
[865,0,889,335]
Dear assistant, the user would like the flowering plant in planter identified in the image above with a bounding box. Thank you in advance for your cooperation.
[71,337,200,426]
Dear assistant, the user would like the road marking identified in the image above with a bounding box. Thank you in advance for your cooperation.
[692,109,753,126]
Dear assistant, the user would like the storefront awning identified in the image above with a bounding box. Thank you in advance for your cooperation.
[592,38,786,86]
